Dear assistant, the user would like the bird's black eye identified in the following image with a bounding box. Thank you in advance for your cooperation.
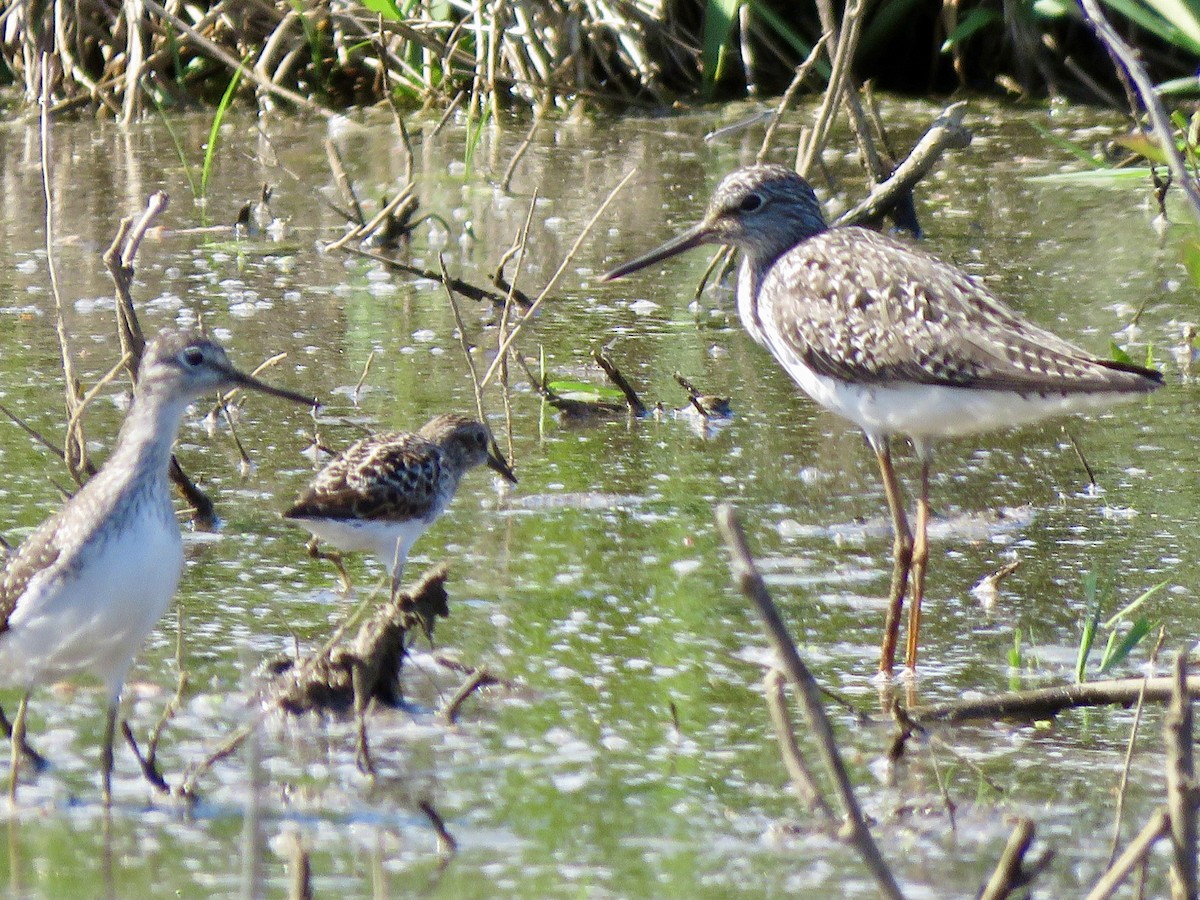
[182,347,204,367]
[738,193,763,212]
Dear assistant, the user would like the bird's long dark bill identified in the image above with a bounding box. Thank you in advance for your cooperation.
[487,449,519,484]
[225,366,317,407]
[600,223,711,281]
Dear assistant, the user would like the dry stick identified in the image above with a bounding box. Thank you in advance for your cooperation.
[1165,652,1197,900]
[352,351,376,408]
[715,504,904,900]
[756,35,829,164]
[103,191,167,378]
[910,676,1200,725]
[417,800,458,855]
[501,115,541,192]
[324,139,365,227]
[592,349,646,416]
[1076,0,1200,225]
[978,818,1053,900]
[437,253,488,424]
[0,402,69,464]
[1087,808,1172,900]
[763,669,835,823]
[796,0,864,178]
[1109,627,1167,866]
[40,53,91,485]
[479,168,638,392]
[338,246,519,309]
[325,184,416,252]
[439,668,496,725]
[494,195,538,463]
[834,102,972,228]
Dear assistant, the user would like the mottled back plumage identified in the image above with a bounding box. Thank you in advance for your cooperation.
[284,414,507,524]
[602,163,1163,675]
[698,164,1161,396]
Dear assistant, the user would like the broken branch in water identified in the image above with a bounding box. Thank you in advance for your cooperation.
[267,563,451,715]
[909,676,1200,726]
[592,348,647,416]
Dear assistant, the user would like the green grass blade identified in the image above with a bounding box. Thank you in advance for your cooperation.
[1109,341,1135,366]
[1098,619,1154,673]
[1101,580,1169,629]
[1100,0,1200,54]
[1029,121,1106,168]
[149,92,199,200]
[1075,572,1100,683]
[361,0,404,21]
[701,0,741,95]
[940,7,1003,52]
[200,59,248,200]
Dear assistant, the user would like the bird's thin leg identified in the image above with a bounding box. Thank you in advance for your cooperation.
[100,700,118,807]
[0,702,46,772]
[905,458,931,671]
[874,438,914,675]
[8,693,30,803]
[306,537,352,594]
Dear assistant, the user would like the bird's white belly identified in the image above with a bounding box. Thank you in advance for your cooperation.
[0,520,183,697]
[294,517,431,571]
[772,343,1142,446]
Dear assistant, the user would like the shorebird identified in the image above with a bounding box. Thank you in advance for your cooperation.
[284,414,517,595]
[602,163,1162,675]
[0,330,314,803]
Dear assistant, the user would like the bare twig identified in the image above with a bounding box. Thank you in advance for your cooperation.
[715,504,903,900]
[438,253,487,424]
[834,102,972,229]
[41,53,91,485]
[324,140,365,227]
[417,799,458,855]
[592,348,647,416]
[756,36,829,164]
[978,818,1053,900]
[1166,652,1197,900]
[481,168,637,390]
[439,667,498,725]
[911,676,1200,725]
[1086,808,1172,900]
[1109,627,1166,865]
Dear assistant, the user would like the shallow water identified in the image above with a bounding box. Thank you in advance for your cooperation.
[0,97,1197,897]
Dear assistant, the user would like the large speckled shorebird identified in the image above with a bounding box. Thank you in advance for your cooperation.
[284,414,516,595]
[0,331,314,803]
[602,163,1162,675]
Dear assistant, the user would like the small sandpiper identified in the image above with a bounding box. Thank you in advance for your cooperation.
[284,414,517,595]
[602,163,1162,675]
[0,330,314,803]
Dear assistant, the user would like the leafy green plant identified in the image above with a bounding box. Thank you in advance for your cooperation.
[1075,574,1166,682]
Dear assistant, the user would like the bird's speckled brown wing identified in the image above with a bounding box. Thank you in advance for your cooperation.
[284,432,445,522]
[762,227,1160,393]
[0,514,64,635]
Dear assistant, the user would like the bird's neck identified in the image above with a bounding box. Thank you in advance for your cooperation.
[736,255,771,349]
[104,388,192,482]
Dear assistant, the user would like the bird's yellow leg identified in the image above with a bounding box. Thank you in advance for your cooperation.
[874,439,913,676]
[905,459,931,671]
